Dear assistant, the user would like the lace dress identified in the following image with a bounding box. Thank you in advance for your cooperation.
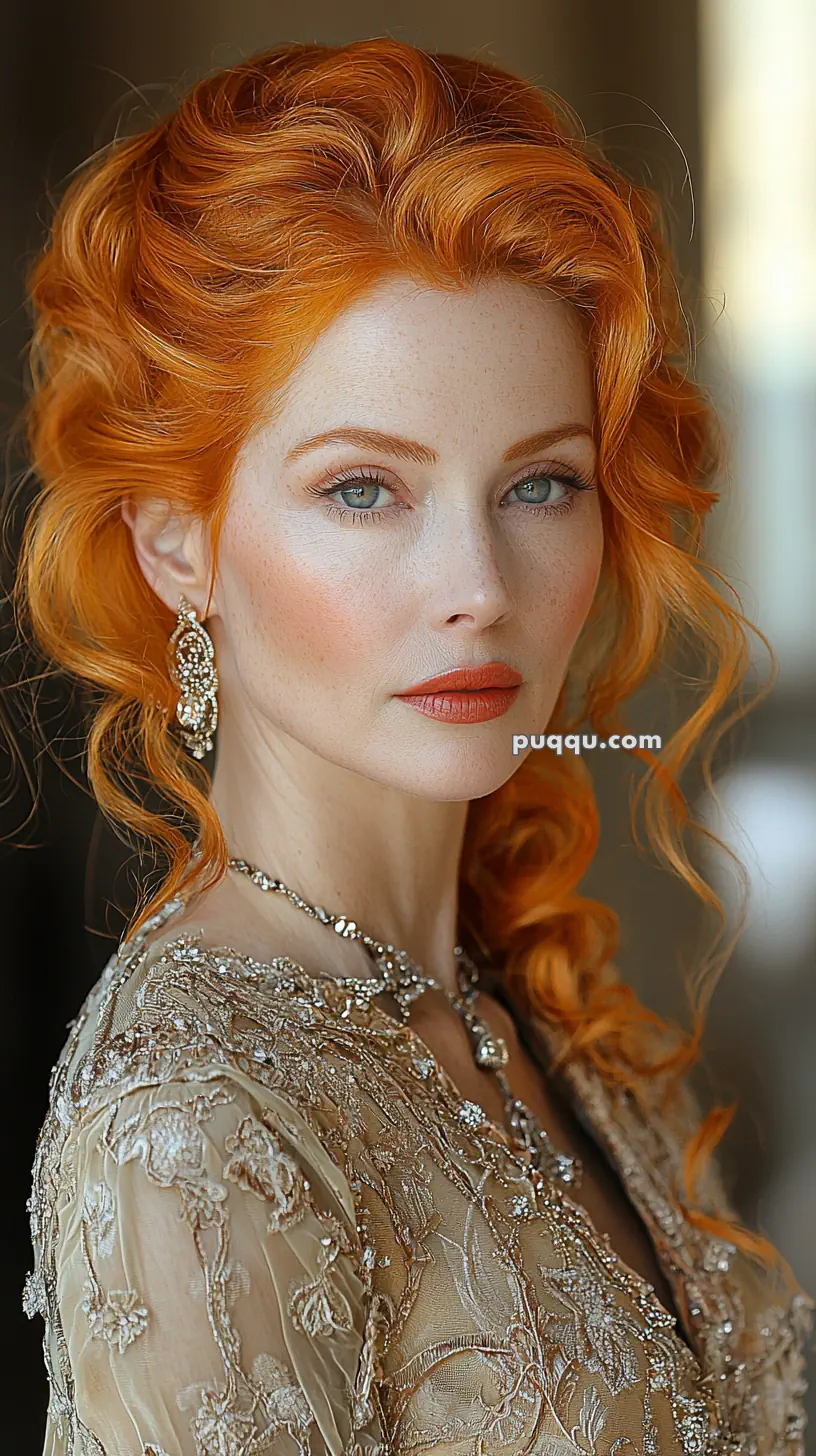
[24,894,812,1456]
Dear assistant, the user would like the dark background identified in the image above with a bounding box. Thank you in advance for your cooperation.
[1,3,813,1450]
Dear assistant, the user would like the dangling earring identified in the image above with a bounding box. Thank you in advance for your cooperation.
[167,595,219,759]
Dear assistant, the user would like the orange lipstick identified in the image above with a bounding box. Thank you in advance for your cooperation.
[395,661,523,723]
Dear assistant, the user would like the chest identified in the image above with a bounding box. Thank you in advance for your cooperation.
[395,988,686,1338]
[343,1044,712,1456]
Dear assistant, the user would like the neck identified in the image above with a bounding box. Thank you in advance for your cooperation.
[207,714,470,995]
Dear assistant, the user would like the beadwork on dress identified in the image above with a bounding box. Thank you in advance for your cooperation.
[24,895,812,1454]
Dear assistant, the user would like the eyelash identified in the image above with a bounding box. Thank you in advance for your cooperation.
[305,465,596,526]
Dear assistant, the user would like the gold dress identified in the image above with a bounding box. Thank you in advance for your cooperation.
[24,893,812,1456]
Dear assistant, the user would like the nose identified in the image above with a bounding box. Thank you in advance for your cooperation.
[422,502,515,633]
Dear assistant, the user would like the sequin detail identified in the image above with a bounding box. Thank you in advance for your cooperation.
[23,897,812,1454]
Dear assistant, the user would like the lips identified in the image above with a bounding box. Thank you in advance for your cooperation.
[397,662,523,694]
[395,661,523,724]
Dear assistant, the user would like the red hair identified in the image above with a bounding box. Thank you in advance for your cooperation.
[13,38,783,1270]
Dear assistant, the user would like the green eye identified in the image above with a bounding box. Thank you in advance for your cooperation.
[336,482,385,509]
[510,476,562,504]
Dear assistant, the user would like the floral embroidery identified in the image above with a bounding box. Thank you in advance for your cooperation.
[22,902,813,1456]
[290,1208,359,1344]
[671,1391,712,1455]
[81,1285,149,1353]
[130,1104,205,1185]
[187,1257,250,1307]
[22,1267,46,1319]
[290,1256,355,1338]
[192,1386,256,1456]
[178,1174,228,1229]
[458,1098,487,1128]
[83,1180,116,1257]
[539,1265,642,1395]
[574,1386,607,1448]
[223,1113,307,1232]
[108,1094,230,1230]
[252,1352,313,1431]
[223,1258,251,1306]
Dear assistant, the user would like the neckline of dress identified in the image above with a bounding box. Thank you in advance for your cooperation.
[128,899,700,1363]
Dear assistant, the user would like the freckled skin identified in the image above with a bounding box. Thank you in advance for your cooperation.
[123,273,603,973]
[208,275,603,801]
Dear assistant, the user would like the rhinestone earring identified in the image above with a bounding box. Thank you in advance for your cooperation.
[167,595,219,759]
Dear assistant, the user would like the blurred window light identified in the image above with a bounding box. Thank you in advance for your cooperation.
[697,764,816,971]
[700,0,816,680]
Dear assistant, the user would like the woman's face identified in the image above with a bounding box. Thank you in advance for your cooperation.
[208,273,603,800]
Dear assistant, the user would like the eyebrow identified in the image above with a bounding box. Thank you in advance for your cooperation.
[284,423,595,466]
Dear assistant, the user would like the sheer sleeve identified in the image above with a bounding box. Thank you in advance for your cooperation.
[52,1068,386,1456]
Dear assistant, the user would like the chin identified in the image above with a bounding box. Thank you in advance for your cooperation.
[337,742,530,803]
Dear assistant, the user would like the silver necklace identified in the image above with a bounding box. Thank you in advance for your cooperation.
[228,856,582,1188]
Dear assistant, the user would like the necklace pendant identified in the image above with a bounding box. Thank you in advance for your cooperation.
[508,1097,537,1150]
[472,1026,510,1071]
[374,950,428,1022]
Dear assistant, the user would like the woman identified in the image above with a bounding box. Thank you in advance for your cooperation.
[18,37,811,1456]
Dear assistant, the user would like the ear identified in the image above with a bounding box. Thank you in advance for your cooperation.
[121,496,213,617]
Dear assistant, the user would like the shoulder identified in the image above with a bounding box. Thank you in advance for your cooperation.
[24,920,366,1300]
[24,929,390,1453]
[53,918,343,1132]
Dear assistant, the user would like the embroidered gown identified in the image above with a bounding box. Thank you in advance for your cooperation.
[24,894,812,1456]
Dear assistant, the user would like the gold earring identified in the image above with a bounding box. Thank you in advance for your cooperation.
[167,595,219,758]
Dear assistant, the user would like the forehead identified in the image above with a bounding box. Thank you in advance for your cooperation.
[272,274,594,441]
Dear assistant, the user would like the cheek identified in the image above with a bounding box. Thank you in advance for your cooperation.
[524,514,604,649]
[219,514,398,683]
[563,545,604,634]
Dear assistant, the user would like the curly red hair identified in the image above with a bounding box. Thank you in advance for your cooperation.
[14,38,782,1269]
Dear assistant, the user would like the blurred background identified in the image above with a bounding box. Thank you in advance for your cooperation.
[1,1,813,1449]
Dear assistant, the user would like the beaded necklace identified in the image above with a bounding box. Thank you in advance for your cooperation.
[228,856,582,1188]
